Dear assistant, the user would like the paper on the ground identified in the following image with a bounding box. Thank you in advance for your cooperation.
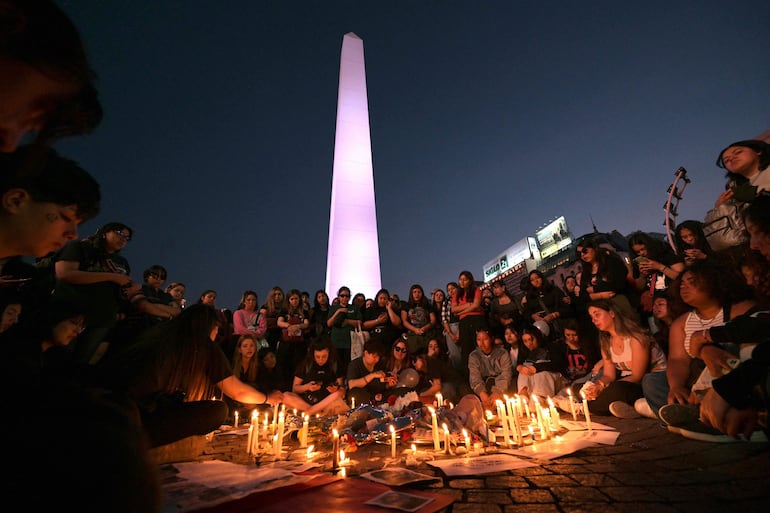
[560,428,620,445]
[559,419,615,431]
[361,467,441,486]
[426,453,537,476]
[161,460,318,513]
[365,491,434,512]
[500,438,599,460]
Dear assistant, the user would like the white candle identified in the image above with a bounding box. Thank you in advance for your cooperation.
[429,407,441,451]
[442,423,450,454]
[435,393,443,408]
[523,395,531,418]
[300,413,309,448]
[581,391,592,431]
[390,425,397,458]
[233,411,239,428]
[567,388,577,421]
[496,400,509,446]
[246,424,254,454]
[332,429,340,469]
[306,445,315,460]
[351,397,355,409]
[462,428,470,451]
[272,402,279,430]
[548,397,560,429]
[274,411,285,456]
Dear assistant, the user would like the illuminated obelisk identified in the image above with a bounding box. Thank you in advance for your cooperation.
[325,32,382,298]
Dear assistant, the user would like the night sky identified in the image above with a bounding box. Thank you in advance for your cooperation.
[53,0,770,307]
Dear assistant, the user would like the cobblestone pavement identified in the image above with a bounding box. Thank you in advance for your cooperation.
[177,414,770,513]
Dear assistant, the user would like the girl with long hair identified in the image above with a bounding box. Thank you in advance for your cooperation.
[452,270,487,376]
[582,300,666,418]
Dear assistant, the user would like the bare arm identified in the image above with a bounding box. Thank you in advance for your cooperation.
[218,375,282,405]
[55,260,132,287]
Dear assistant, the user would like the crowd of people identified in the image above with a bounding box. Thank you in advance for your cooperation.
[1,1,769,512]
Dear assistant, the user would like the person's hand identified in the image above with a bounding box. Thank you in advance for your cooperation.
[377,313,387,324]
[307,381,321,392]
[114,274,133,286]
[638,259,661,274]
[266,390,283,406]
[700,388,759,439]
[700,345,740,377]
[715,189,733,207]
[667,384,692,405]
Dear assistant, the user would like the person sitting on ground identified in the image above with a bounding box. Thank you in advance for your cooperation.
[672,195,770,440]
[468,327,512,410]
[379,338,419,397]
[674,220,716,268]
[256,346,287,393]
[550,319,600,394]
[282,338,347,415]
[96,303,282,448]
[515,325,567,401]
[582,299,667,418]
[345,337,388,406]
[224,333,261,419]
[646,260,755,421]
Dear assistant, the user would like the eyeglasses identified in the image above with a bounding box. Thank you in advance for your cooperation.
[394,346,408,353]
[339,293,350,298]
[114,230,131,241]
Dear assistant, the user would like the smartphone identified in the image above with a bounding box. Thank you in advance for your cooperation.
[732,183,757,202]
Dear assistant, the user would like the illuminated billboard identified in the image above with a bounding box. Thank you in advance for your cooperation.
[535,216,572,259]
[483,237,537,282]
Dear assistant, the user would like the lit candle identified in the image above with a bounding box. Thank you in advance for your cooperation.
[508,397,520,445]
[496,400,509,446]
[411,443,417,455]
[581,391,592,431]
[528,424,535,441]
[233,410,239,428]
[442,423,450,454]
[351,397,355,409]
[539,407,548,439]
[274,411,285,456]
[390,425,397,459]
[429,406,441,451]
[332,429,340,469]
[548,397,560,429]
[300,413,309,448]
[462,428,470,452]
[435,393,443,408]
[523,395,531,418]
[246,424,254,454]
[272,403,279,433]
[567,388,577,421]
[262,415,268,442]
[306,444,315,460]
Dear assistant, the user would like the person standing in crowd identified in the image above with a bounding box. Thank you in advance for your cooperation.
[260,286,284,352]
[232,290,266,355]
[362,288,402,349]
[452,270,488,378]
[327,285,361,373]
[442,281,462,371]
[276,288,311,382]
[400,283,436,354]
[309,289,331,342]
[489,279,524,344]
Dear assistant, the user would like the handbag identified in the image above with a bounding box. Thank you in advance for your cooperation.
[703,199,748,252]
[281,314,305,343]
[350,327,368,360]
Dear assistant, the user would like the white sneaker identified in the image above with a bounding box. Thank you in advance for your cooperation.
[609,401,641,419]
[634,398,656,419]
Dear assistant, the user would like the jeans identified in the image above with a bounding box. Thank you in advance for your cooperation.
[641,370,669,421]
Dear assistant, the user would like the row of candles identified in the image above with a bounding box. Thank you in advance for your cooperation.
[243,405,310,456]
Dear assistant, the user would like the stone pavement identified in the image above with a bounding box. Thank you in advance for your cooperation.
[162,414,770,513]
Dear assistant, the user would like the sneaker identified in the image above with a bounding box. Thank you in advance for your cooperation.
[658,403,699,427]
[634,398,657,419]
[668,422,769,443]
[609,401,641,419]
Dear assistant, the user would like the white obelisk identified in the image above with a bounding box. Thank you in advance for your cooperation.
[325,32,382,299]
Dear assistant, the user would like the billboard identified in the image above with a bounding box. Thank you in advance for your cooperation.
[535,216,572,259]
[483,237,537,282]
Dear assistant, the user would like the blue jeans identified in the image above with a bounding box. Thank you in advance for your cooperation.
[641,371,669,421]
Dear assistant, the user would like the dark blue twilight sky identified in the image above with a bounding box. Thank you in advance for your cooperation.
[53,0,769,308]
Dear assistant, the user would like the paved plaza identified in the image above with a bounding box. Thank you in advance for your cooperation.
[160,413,770,513]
